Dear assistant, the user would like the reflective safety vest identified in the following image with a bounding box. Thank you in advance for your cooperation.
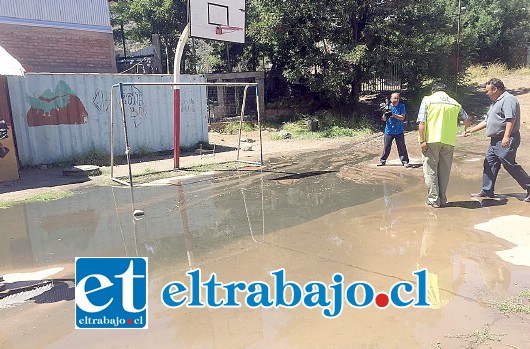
[423,92,461,146]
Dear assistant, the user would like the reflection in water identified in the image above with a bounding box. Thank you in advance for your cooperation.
[380,180,407,243]
[0,267,65,309]
[239,167,265,244]
[175,180,194,269]
[417,209,512,310]
[111,185,139,256]
[418,211,464,309]
[0,163,383,274]
[0,280,53,309]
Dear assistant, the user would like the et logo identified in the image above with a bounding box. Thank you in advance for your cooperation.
[75,257,148,329]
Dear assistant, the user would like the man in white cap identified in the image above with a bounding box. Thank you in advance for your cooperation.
[417,82,470,208]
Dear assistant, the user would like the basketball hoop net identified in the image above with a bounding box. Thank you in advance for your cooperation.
[215,25,243,35]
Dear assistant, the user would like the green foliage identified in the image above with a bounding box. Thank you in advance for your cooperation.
[182,161,244,173]
[444,325,513,348]
[73,148,110,166]
[110,0,187,72]
[496,288,530,315]
[460,0,530,68]
[214,122,258,135]
[273,111,374,139]
[320,126,356,138]
[117,169,177,184]
[0,191,75,209]
[279,121,321,139]
[111,0,530,108]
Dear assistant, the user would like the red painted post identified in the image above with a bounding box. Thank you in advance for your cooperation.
[174,88,180,169]
[173,24,190,170]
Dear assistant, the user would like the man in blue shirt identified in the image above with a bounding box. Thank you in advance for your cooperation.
[378,92,410,167]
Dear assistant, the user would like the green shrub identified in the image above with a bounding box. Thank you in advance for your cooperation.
[273,111,374,140]
[216,122,258,135]
[72,148,110,166]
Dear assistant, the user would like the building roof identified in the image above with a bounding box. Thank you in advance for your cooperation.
[0,45,25,76]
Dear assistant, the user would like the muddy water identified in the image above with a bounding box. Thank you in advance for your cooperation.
[1,146,530,348]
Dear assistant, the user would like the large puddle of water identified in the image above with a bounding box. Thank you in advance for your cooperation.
[1,146,529,348]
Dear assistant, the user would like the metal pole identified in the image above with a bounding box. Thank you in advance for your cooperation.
[110,87,115,178]
[118,83,134,188]
[165,45,170,74]
[237,85,250,161]
[226,42,231,72]
[456,0,461,92]
[255,85,263,165]
[121,22,127,58]
[173,24,190,169]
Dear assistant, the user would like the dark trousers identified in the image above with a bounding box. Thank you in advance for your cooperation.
[482,132,530,194]
[380,133,409,164]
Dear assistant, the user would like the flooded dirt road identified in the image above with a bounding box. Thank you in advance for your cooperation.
[1,142,530,349]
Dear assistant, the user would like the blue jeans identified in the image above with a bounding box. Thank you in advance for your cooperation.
[481,132,530,195]
[380,133,409,164]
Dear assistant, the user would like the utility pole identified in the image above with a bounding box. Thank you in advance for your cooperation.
[226,42,232,72]
[121,22,127,58]
[456,0,462,92]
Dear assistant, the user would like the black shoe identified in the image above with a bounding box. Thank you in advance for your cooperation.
[470,192,495,198]
[524,191,530,202]
[377,162,386,166]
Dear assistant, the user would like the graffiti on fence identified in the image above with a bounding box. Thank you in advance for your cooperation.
[92,89,111,114]
[181,98,196,113]
[91,86,148,128]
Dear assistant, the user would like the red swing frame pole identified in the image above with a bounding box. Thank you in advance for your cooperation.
[173,24,190,169]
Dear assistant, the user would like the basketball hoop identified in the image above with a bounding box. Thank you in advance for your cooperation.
[215,25,243,35]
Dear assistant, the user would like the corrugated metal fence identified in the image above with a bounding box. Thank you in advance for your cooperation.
[0,0,112,27]
[7,73,208,166]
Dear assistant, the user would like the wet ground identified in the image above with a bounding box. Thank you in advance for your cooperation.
[1,141,530,349]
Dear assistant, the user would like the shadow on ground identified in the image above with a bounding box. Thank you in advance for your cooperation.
[445,198,508,209]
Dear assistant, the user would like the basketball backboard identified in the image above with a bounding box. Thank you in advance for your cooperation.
[189,0,245,43]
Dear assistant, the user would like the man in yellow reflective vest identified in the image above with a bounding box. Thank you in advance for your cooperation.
[417,83,471,208]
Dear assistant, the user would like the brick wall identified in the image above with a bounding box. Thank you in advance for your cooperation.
[0,23,116,73]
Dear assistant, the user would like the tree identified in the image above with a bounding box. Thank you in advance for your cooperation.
[110,0,530,108]
[109,0,188,73]
[459,0,530,67]
[247,0,456,106]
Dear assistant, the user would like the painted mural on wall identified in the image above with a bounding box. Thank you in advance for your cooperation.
[25,80,88,126]
[7,74,208,166]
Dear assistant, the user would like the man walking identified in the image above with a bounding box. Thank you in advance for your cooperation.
[464,78,530,202]
[417,83,470,208]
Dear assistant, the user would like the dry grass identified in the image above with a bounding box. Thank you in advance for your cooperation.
[466,63,530,85]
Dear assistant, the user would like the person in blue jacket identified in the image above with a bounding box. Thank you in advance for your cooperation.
[378,92,410,167]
